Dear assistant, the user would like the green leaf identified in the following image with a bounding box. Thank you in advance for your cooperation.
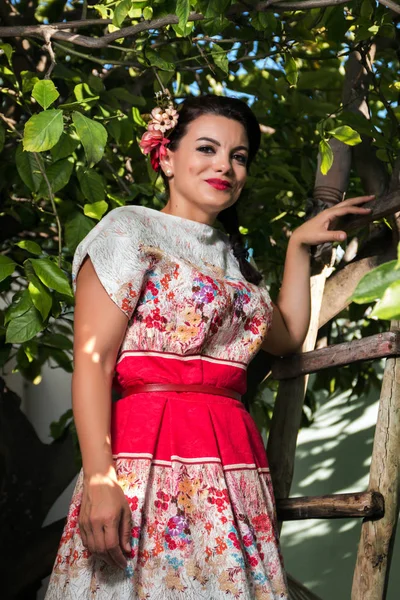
[113,0,132,28]
[106,118,122,142]
[350,259,400,304]
[22,339,38,363]
[20,71,40,94]
[113,0,132,27]
[77,167,105,203]
[172,19,195,37]
[319,139,334,175]
[211,43,229,74]
[23,109,64,152]
[267,164,307,195]
[81,182,106,215]
[39,333,73,350]
[15,144,42,192]
[28,273,52,320]
[65,212,94,254]
[370,280,400,320]
[38,157,74,196]
[132,106,147,127]
[368,25,380,35]
[74,82,97,102]
[4,290,32,324]
[30,258,73,297]
[177,0,190,29]
[285,54,298,87]
[50,132,80,162]
[329,125,362,146]
[0,123,5,153]
[24,259,53,320]
[72,112,108,166]
[109,88,146,106]
[32,80,60,110]
[15,240,42,255]
[0,43,13,67]
[58,97,99,111]
[376,149,390,162]
[143,6,153,20]
[0,255,17,282]
[6,305,44,344]
[197,0,230,18]
[145,49,175,72]
[338,111,375,138]
[84,200,108,220]
[201,15,230,36]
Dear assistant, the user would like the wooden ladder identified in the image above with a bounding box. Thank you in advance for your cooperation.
[264,326,400,599]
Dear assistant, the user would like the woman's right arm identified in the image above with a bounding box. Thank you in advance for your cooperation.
[73,255,132,569]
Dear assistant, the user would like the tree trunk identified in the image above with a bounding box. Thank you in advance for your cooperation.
[351,320,400,599]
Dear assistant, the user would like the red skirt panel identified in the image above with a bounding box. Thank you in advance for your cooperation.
[111,352,269,472]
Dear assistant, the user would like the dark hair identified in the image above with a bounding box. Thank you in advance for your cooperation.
[159,94,263,286]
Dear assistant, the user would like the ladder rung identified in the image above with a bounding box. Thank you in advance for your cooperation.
[271,331,400,380]
[276,491,384,521]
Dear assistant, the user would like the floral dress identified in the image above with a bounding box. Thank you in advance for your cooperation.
[45,205,289,599]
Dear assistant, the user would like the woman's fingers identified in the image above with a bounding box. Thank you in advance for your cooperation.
[330,206,372,216]
[103,518,128,569]
[120,504,132,554]
[342,194,375,205]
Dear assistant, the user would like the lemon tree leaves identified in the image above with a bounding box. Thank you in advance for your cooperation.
[319,140,334,175]
[71,112,108,167]
[319,126,362,174]
[32,80,59,110]
[23,109,63,152]
[0,255,17,283]
[350,244,400,320]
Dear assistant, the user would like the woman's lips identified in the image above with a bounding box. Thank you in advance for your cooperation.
[205,179,232,191]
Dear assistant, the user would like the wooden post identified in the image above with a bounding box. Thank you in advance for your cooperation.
[351,320,400,599]
[267,267,333,508]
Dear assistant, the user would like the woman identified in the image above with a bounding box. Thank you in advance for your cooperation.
[45,93,373,599]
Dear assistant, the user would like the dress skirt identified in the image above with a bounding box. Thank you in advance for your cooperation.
[45,353,289,599]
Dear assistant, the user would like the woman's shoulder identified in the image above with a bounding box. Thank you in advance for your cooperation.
[77,205,153,248]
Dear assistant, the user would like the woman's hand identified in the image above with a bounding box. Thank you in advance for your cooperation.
[79,467,132,569]
[291,194,375,248]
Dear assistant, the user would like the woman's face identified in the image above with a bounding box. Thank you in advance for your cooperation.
[160,114,249,221]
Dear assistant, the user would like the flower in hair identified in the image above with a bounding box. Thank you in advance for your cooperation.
[149,106,178,133]
[139,88,179,171]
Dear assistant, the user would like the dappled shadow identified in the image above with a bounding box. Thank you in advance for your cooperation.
[276,365,400,600]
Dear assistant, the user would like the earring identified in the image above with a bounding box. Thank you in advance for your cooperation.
[166,169,172,176]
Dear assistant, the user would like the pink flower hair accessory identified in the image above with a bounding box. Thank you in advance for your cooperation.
[139,88,179,172]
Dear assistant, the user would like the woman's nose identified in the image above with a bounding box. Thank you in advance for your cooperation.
[214,157,231,172]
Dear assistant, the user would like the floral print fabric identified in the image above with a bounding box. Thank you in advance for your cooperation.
[47,460,289,600]
[71,205,274,366]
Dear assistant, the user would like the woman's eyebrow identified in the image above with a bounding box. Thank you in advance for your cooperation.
[196,136,249,152]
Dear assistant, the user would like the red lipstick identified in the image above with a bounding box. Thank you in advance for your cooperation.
[205,179,232,190]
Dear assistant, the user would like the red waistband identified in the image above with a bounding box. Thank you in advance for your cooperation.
[120,383,242,402]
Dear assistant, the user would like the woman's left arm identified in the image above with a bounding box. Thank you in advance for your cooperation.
[261,194,375,357]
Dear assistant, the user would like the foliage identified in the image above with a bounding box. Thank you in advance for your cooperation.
[1,0,399,434]
[351,241,400,320]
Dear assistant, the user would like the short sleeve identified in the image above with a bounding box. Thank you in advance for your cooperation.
[72,207,150,319]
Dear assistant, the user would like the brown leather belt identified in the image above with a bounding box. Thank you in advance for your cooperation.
[121,383,242,402]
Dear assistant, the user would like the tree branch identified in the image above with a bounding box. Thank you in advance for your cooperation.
[377,0,400,15]
[0,1,351,49]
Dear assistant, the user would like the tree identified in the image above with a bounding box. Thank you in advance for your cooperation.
[1,0,400,597]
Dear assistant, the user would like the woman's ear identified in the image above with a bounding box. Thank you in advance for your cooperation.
[159,148,174,177]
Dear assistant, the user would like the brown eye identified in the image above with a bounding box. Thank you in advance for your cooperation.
[197,145,215,153]
[234,154,247,165]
